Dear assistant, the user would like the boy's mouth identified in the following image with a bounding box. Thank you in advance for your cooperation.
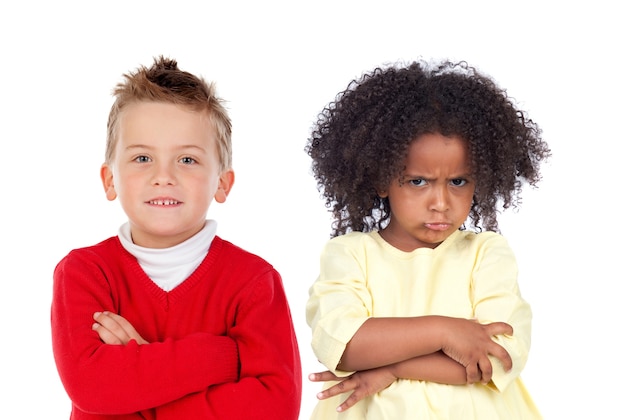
[148,199,180,206]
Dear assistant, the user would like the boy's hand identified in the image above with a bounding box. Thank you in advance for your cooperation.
[440,318,513,384]
[309,368,396,412]
[92,311,149,345]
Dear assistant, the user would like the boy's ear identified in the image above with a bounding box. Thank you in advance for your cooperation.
[100,163,117,201]
[214,170,235,203]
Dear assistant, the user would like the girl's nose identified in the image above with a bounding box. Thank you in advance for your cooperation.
[429,186,450,212]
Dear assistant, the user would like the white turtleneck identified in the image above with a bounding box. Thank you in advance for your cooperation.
[117,220,217,292]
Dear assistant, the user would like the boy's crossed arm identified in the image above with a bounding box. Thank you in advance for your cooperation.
[93,311,148,345]
[85,274,301,419]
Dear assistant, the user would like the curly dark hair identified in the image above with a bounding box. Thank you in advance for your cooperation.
[306,60,551,237]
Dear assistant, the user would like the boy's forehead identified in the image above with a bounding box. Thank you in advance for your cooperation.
[119,102,213,131]
[115,102,218,148]
[119,101,211,122]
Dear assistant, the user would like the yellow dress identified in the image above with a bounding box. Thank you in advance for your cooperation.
[306,230,542,419]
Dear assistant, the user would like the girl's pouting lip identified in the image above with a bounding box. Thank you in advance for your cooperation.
[424,223,452,231]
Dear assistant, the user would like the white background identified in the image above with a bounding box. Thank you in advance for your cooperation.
[1,1,624,418]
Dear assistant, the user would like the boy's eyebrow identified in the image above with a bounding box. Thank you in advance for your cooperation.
[124,144,208,153]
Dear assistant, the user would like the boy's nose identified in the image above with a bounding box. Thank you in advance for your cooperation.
[151,163,176,186]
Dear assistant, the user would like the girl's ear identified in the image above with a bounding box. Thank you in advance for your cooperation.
[100,164,117,201]
[214,170,235,203]
[377,189,388,198]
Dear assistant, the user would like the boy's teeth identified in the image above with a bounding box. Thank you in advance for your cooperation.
[150,200,178,205]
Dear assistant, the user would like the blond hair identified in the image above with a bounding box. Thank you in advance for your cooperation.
[105,56,232,171]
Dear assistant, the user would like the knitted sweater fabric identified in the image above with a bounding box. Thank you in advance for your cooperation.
[52,236,301,419]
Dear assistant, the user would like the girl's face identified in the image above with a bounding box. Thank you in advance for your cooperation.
[379,133,474,251]
[100,101,234,248]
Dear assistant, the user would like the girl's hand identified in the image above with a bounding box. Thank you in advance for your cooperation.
[92,311,149,345]
[309,368,396,412]
[440,318,513,384]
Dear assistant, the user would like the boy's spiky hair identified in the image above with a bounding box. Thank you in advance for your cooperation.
[105,56,232,171]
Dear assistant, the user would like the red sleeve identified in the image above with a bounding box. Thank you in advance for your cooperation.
[154,269,303,419]
[51,249,240,415]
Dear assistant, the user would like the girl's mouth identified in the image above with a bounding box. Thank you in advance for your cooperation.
[424,223,451,231]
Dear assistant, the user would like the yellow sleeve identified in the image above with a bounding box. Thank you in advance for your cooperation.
[306,235,371,375]
[471,233,533,392]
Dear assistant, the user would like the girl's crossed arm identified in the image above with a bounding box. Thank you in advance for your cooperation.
[338,315,512,383]
[311,351,465,412]
[309,317,513,412]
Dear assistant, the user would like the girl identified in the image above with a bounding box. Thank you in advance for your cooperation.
[305,60,550,419]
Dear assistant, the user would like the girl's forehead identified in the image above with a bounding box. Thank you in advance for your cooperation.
[404,133,471,173]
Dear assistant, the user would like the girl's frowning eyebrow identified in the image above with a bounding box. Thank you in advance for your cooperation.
[403,172,474,181]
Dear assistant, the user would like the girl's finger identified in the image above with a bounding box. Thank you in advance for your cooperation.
[309,371,340,382]
[318,377,356,399]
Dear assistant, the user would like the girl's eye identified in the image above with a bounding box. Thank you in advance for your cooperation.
[134,155,151,163]
[451,178,467,186]
[180,157,196,165]
[409,179,426,187]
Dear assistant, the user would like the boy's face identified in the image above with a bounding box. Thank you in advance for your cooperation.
[379,133,475,251]
[100,101,234,248]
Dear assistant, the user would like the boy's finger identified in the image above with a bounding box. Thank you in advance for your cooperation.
[93,312,128,341]
[92,322,123,345]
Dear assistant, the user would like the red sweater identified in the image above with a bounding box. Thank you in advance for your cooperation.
[52,236,301,419]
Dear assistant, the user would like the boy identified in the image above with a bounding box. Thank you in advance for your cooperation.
[51,56,302,419]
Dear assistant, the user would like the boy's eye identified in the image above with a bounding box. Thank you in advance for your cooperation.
[180,157,196,164]
[451,178,467,186]
[134,155,151,163]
